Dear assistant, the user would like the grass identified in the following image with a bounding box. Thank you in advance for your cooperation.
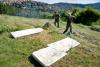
[0,14,100,67]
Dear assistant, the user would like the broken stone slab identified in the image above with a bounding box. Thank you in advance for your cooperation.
[48,37,80,52]
[32,47,67,67]
[32,37,80,67]
[11,28,44,38]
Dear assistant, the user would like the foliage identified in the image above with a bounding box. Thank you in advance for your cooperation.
[60,7,100,25]
[0,24,16,33]
[75,7,100,25]
[0,3,17,15]
[60,10,68,21]
[92,19,100,25]
[42,12,53,19]
[0,3,7,14]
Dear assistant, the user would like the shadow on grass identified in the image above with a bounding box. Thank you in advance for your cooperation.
[9,33,15,39]
[28,55,44,67]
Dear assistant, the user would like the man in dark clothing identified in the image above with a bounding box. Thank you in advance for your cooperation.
[63,9,77,34]
[53,12,60,28]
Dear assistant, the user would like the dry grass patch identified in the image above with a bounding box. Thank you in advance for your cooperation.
[32,30,53,44]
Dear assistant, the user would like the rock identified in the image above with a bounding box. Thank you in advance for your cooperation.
[90,25,100,32]
[42,22,52,30]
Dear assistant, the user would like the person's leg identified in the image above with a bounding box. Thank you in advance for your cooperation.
[54,20,56,26]
[70,23,72,33]
[63,24,69,34]
[57,21,59,28]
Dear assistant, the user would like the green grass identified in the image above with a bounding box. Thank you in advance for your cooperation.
[0,15,100,67]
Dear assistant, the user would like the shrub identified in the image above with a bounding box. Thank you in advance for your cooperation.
[92,19,100,25]
[0,3,17,15]
[0,24,22,34]
[43,13,52,19]
[0,3,7,14]
[75,7,100,25]
[60,11,67,21]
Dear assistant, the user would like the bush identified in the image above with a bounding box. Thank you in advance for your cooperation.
[75,7,100,25]
[60,9,79,21]
[60,11,67,21]
[43,13,52,19]
[6,6,17,15]
[0,3,17,15]
[92,19,100,25]
[0,24,23,34]
[0,3,7,14]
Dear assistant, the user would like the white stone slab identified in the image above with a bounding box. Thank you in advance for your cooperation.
[32,47,67,67]
[11,28,43,38]
[48,37,80,52]
[32,38,80,67]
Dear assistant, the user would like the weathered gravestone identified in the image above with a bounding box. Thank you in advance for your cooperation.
[32,37,80,67]
[32,47,67,67]
[48,37,80,52]
[11,28,44,38]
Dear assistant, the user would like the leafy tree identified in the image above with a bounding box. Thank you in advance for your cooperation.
[43,12,52,19]
[6,5,17,15]
[0,3,7,14]
[75,7,100,25]
[0,3,17,15]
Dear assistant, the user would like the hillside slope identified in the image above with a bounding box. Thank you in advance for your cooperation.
[0,1,100,18]
[53,3,100,10]
[1,0,100,10]
[0,15,100,67]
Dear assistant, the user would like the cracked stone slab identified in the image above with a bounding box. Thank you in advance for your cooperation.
[32,37,80,67]
[11,28,44,38]
[32,47,67,67]
[48,37,80,52]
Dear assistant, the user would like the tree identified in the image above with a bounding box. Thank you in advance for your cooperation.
[0,3,17,15]
[0,3,7,14]
[75,7,100,25]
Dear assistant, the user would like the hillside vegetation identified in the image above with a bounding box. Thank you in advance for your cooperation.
[0,1,100,18]
[0,15,100,67]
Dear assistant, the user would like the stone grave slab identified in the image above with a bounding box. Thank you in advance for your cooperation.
[32,37,80,67]
[11,28,43,38]
[32,47,67,67]
[48,37,80,52]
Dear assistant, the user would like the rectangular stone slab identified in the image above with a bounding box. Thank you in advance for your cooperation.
[11,28,43,38]
[32,38,80,67]
[48,37,80,52]
[32,47,67,67]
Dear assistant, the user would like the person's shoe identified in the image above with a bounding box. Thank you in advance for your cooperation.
[71,32,75,34]
[63,32,65,34]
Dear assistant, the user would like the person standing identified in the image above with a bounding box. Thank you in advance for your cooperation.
[63,9,77,34]
[53,11,60,28]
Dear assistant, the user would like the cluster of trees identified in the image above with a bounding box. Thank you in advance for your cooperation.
[0,2,99,25]
[75,7,100,25]
[0,3,17,15]
[60,8,100,25]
